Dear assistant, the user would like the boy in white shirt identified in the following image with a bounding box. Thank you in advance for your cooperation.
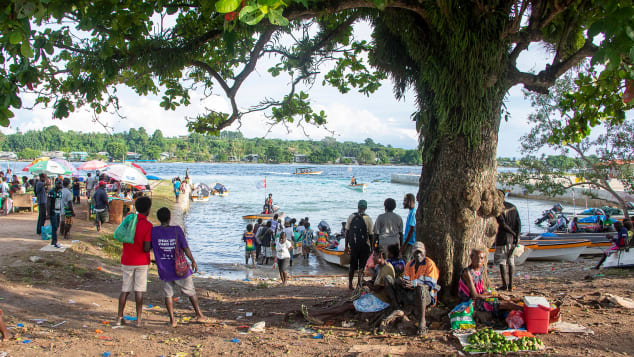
[275,232,293,285]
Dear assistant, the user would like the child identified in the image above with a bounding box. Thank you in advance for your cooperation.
[276,231,293,285]
[243,224,256,267]
[302,221,314,259]
[387,244,405,277]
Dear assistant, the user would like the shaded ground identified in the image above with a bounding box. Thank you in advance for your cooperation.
[0,195,632,356]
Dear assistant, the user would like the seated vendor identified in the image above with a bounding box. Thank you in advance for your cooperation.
[458,249,522,316]
[387,241,439,335]
[301,246,395,324]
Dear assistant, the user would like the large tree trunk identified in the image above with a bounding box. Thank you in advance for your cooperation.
[417,102,505,301]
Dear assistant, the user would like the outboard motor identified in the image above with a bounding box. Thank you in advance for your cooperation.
[318,220,332,236]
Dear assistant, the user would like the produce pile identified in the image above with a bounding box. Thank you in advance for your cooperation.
[463,328,544,353]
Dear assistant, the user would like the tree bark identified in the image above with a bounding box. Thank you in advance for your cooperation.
[417,101,505,301]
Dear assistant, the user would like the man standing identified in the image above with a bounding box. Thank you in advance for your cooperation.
[283,218,295,266]
[116,196,153,327]
[85,173,96,200]
[46,179,63,249]
[93,181,109,231]
[374,198,403,250]
[59,178,74,240]
[494,193,521,291]
[344,200,374,290]
[35,173,48,234]
[400,193,417,262]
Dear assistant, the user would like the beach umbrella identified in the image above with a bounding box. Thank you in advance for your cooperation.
[22,157,50,172]
[77,160,108,171]
[51,158,77,175]
[28,160,72,175]
[124,162,147,174]
[102,164,148,186]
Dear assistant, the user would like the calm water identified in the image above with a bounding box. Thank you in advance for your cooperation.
[2,161,570,279]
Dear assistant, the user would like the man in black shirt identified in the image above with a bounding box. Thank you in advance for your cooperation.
[494,192,521,291]
[35,174,48,234]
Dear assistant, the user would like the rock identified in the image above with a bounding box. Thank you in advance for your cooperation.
[29,256,41,263]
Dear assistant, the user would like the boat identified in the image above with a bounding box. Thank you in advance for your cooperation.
[242,205,285,221]
[524,232,612,255]
[344,183,367,192]
[523,238,590,262]
[293,167,323,175]
[488,242,537,265]
[603,249,634,268]
[314,246,349,268]
[190,183,211,202]
[211,183,229,196]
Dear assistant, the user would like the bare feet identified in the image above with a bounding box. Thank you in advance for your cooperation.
[169,319,178,328]
[115,317,125,326]
[136,320,144,328]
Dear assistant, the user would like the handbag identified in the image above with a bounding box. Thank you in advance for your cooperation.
[113,213,137,244]
[173,227,190,277]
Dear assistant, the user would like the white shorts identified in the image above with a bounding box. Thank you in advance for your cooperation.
[121,265,149,292]
[162,276,196,298]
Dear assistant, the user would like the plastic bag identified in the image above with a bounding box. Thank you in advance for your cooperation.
[41,225,52,241]
[113,214,137,244]
[449,300,475,330]
[513,244,525,257]
[506,310,525,329]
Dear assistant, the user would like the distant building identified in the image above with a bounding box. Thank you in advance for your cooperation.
[0,151,17,160]
[294,154,307,163]
[159,152,171,161]
[227,156,237,162]
[69,151,89,161]
[96,151,109,157]
[41,151,65,159]
[126,152,141,160]
[178,135,189,141]
[242,154,259,163]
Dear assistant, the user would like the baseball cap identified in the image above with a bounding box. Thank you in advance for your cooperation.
[358,200,367,209]
[99,181,107,187]
[413,241,425,253]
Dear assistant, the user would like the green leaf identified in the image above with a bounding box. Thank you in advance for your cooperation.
[239,5,265,25]
[9,32,22,45]
[20,42,34,58]
[268,8,289,26]
[215,0,240,13]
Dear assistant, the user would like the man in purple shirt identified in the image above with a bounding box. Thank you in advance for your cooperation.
[150,207,208,327]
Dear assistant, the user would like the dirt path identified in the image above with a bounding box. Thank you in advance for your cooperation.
[0,199,633,356]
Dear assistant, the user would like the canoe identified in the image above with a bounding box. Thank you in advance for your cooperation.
[523,239,590,262]
[487,243,537,265]
[242,212,285,221]
[603,249,634,268]
[190,195,210,202]
[314,246,349,268]
[190,183,211,202]
[293,167,323,175]
[344,183,367,192]
[524,232,612,255]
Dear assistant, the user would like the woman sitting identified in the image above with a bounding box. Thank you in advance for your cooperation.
[458,249,522,317]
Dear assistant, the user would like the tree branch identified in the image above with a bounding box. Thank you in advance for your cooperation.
[508,38,598,93]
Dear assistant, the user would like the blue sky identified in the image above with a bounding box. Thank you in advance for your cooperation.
[1,26,554,158]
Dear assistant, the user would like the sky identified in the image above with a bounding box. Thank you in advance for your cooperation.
[1,23,554,158]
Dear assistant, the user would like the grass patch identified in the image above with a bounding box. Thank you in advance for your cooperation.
[98,234,123,258]
[147,180,176,225]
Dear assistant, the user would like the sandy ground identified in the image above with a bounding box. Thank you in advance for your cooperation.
[0,198,633,356]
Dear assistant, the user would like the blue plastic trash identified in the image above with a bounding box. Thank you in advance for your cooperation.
[41,225,52,240]
[123,315,137,321]
[312,333,323,339]
[231,338,240,343]
[104,352,111,357]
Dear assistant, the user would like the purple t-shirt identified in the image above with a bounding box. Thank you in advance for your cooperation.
[151,225,192,281]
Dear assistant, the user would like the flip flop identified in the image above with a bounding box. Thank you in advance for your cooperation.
[195,317,215,325]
